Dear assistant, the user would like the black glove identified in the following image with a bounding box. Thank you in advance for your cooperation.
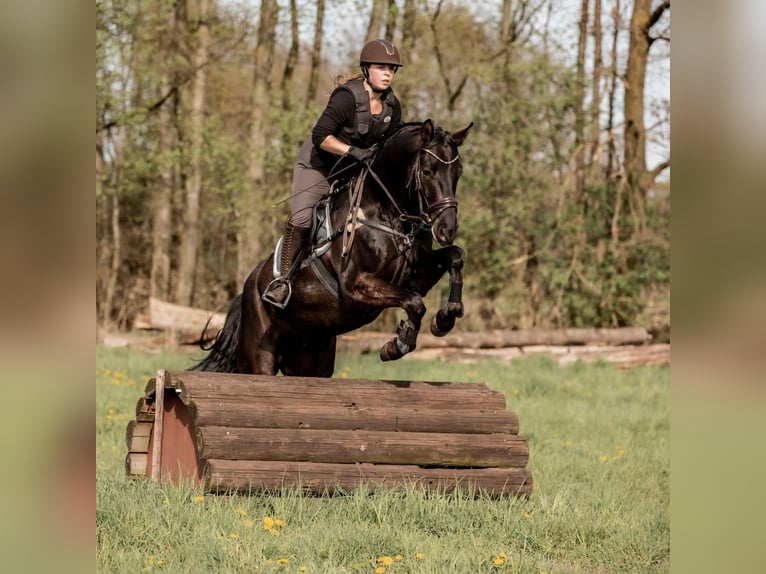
[346,146,374,163]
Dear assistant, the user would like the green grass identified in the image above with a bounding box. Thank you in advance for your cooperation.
[97,346,669,573]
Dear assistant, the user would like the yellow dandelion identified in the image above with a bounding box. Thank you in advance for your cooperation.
[493,558,504,566]
[275,518,285,527]
[147,555,156,564]
[599,454,608,463]
[156,559,164,566]
[415,553,425,560]
[229,533,239,540]
[244,519,254,527]
[263,516,275,529]
[498,553,507,559]
[522,511,531,518]
[511,389,520,395]
[192,495,205,503]
[374,567,386,574]
[269,528,281,536]
[277,558,289,564]
[395,555,403,561]
[235,508,247,516]
[377,556,393,565]
[299,567,307,573]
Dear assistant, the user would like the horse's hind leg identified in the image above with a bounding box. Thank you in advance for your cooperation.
[281,337,337,377]
[237,268,280,375]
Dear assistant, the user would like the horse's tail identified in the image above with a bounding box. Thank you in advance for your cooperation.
[188,293,242,372]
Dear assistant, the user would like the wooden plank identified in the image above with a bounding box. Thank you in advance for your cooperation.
[169,371,507,411]
[189,398,519,434]
[149,370,166,480]
[205,460,533,497]
[157,392,204,485]
[197,427,529,468]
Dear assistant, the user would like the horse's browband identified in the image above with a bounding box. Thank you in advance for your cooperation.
[422,147,461,165]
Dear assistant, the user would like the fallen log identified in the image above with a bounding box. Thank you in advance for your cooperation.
[338,328,650,351]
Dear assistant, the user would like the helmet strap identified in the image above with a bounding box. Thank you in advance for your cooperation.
[362,66,386,94]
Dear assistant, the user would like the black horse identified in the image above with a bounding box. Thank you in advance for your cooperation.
[192,119,473,376]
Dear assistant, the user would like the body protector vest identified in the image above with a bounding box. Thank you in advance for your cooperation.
[337,79,398,147]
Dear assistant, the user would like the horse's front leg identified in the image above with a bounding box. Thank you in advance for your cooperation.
[407,245,465,337]
[345,272,426,361]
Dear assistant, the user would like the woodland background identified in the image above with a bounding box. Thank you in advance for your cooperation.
[95,0,671,339]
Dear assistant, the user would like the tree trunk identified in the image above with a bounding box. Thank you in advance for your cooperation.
[306,0,324,103]
[574,0,589,198]
[175,0,209,306]
[103,125,125,329]
[239,0,278,283]
[365,0,387,43]
[281,0,299,110]
[385,0,397,40]
[605,0,621,183]
[150,0,176,303]
[589,0,603,168]
[624,0,650,201]
[624,0,669,217]
[396,0,416,108]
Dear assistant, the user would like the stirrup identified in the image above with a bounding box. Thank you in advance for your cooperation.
[261,277,292,310]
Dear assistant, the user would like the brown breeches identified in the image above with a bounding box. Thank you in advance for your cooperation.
[289,138,330,227]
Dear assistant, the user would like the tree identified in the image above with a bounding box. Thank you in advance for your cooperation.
[624,0,670,207]
[175,0,210,305]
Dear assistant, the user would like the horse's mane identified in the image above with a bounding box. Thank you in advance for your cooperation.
[380,120,450,153]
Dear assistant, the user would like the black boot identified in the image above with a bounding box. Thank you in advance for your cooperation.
[262,222,311,309]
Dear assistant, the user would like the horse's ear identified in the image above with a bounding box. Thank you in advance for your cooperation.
[451,122,474,146]
[420,119,434,143]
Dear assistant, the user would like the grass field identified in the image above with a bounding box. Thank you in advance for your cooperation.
[96,345,669,573]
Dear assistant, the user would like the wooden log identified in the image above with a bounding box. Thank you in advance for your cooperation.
[125,420,153,452]
[197,427,529,468]
[338,328,651,350]
[188,398,519,434]
[167,371,507,411]
[147,297,226,334]
[205,460,533,497]
[125,452,148,476]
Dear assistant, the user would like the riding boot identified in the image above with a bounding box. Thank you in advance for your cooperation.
[262,222,311,309]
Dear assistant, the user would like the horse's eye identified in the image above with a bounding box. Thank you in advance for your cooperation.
[422,168,434,178]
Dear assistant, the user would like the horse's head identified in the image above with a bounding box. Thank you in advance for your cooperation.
[409,119,473,246]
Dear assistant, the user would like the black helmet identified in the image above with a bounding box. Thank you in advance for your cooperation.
[359,39,403,67]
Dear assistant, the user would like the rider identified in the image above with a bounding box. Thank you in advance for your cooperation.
[261,39,404,308]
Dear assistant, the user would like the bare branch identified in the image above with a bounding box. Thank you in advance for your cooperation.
[649,159,670,181]
[648,0,670,30]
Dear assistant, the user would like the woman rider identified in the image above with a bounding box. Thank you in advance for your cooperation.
[261,39,404,308]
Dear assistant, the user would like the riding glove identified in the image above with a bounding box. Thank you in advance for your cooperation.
[346,146,374,163]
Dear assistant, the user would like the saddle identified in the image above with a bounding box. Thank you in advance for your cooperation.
[271,176,360,300]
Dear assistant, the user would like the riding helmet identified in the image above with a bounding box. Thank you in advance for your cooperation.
[359,39,403,67]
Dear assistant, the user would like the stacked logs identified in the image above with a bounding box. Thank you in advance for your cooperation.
[126,370,532,497]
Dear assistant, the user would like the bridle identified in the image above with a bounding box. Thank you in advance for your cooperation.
[408,146,461,225]
[366,141,461,228]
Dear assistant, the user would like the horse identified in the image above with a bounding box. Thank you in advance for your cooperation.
[192,119,473,376]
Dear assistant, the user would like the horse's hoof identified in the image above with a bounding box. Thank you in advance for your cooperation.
[430,314,454,337]
[380,340,403,361]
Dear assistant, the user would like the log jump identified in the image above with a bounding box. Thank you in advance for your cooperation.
[125,370,533,497]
